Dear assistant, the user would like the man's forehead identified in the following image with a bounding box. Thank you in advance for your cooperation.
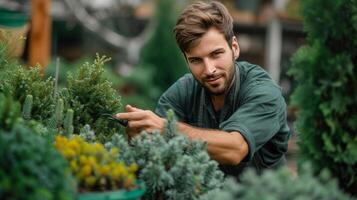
[184,28,230,57]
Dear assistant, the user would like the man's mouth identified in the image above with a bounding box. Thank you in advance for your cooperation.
[205,75,222,84]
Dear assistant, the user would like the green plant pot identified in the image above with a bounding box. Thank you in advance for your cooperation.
[0,8,29,28]
[77,182,146,200]
[0,7,30,58]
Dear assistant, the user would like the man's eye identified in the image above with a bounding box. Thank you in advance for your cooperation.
[190,59,201,64]
[212,52,223,57]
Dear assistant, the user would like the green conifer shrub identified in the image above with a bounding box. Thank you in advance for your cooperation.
[0,40,18,81]
[107,111,224,200]
[0,65,55,121]
[1,44,123,141]
[138,0,187,93]
[0,41,54,123]
[289,0,357,194]
[205,166,354,200]
[0,125,75,200]
[63,54,122,142]
[0,93,22,131]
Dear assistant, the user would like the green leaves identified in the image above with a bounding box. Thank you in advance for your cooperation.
[0,93,22,131]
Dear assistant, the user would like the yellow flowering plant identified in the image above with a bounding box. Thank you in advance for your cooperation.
[54,135,138,192]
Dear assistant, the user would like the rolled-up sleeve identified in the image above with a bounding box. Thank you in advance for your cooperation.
[219,84,284,162]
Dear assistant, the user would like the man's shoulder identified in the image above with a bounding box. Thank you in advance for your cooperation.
[162,73,197,98]
[237,61,282,101]
[237,61,270,80]
[177,73,195,84]
[172,73,199,90]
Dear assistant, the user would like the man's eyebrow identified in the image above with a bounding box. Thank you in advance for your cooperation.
[186,55,200,60]
[186,47,225,60]
[211,48,225,53]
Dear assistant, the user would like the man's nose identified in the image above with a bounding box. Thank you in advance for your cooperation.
[203,58,216,75]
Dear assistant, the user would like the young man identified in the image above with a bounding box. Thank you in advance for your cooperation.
[115,1,290,177]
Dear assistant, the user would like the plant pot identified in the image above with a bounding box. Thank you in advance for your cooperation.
[0,7,30,58]
[77,182,146,200]
[0,8,29,27]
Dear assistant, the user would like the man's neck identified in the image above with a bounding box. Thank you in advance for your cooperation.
[211,94,225,112]
[211,71,236,112]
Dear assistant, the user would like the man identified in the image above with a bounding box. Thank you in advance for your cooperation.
[115,1,290,177]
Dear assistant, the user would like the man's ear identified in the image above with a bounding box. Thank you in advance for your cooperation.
[232,36,240,60]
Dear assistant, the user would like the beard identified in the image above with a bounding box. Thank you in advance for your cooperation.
[193,55,236,96]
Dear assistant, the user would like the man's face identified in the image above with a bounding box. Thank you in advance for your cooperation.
[185,27,240,96]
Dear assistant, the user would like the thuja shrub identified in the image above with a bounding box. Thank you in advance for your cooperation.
[107,111,224,200]
[0,65,55,121]
[138,0,187,93]
[0,41,54,122]
[63,54,122,142]
[206,166,354,200]
[289,0,357,195]
[0,125,75,200]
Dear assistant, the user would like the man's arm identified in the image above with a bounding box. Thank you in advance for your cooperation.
[177,122,248,165]
[116,105,249,165]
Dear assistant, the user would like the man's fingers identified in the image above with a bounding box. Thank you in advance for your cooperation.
[128,120,149,129]
[126,105,143,112]
[115,112,145,120]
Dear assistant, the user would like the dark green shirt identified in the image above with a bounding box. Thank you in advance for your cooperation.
[155,61,291,177]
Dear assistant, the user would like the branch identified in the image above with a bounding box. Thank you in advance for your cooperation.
[61,0,155,65]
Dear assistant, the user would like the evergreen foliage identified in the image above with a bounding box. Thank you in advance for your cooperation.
[0,93,22,131]
[79,124,96,143]
[0,92,49,137]
[139,0,187,93]
[0,40,18,81]
[107,111,224,200]
[0,65,55,121]
[289,0,357,194]
[0,125,75,200]
[63,54,122,142]
[0,44,123,142]
[206,166,354,200]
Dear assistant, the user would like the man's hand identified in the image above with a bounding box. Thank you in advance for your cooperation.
[115,105,166,139]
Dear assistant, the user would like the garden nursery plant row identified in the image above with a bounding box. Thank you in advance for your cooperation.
[0,0,356,198]
[0,43,354,200]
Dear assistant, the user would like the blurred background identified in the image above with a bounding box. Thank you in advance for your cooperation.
[0,0,303,174]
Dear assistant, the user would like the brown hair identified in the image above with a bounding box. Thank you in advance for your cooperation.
[173,1,234,53]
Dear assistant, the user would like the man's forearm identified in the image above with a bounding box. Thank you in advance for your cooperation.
[176,122,248,165]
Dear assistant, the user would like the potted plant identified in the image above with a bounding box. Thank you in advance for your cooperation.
[54,135,145,200]
[0,4,30,58]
